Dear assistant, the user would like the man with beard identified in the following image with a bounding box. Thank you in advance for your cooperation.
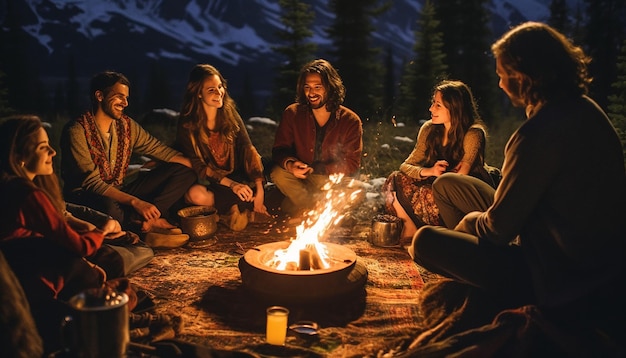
[408,22,626,355]
[270,59,363,218]
[61,71,196,248]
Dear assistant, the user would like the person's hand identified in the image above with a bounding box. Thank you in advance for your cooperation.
[131,199,161,221]
[72,220,97,233]
[290,160,313,179]
[105,231,140,244]
[454,211,481,234]
[253,195,269,215]
[65,213,97,233]
[104,230,127,240]
[101,218,122,234]
[431,160,449,176]
[231,182,254,202]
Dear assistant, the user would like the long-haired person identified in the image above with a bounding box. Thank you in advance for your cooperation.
[383,80,498,239]
[409,22,626,355]
[176,64,270,231]
[0,115,131,353]
[270,59,363,219]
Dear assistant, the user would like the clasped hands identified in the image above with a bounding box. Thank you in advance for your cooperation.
[431,160,449,176]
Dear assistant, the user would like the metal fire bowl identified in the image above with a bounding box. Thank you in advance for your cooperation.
[238,241,368,303]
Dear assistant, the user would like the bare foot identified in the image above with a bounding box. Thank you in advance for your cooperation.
[141,218,176,232]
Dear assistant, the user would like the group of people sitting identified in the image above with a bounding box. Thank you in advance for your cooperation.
[1,21,624,356]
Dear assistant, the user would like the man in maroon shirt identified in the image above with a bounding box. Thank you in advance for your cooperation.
[271,59,363,217]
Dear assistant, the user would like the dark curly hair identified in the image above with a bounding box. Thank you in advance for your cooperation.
[295,59,345,113]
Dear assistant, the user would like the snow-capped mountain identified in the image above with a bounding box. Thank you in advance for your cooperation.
[3,0,562,111]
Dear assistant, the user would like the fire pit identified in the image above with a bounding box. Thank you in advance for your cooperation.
[239,175,368,303]
[238,241,368,303]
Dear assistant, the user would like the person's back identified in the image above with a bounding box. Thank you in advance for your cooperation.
[408,22,626,354]
[489,94,626,306]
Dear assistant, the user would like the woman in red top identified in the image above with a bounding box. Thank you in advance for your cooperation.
[0,115,119,353]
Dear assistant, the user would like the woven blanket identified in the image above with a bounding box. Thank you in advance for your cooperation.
[129,218,426,357]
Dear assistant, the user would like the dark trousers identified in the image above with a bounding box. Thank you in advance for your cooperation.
[412,172,534,305]
[411,225,535,307]
[66,162,196,227]
[432,173,495,229]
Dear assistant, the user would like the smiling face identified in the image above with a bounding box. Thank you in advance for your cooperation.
[429,91,451,126]
[99,82,129,120]
[303,73,328,110]
[23,127,56,180]
[199,74,225,109]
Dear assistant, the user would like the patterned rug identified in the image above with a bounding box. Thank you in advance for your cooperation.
[128,212,428,357]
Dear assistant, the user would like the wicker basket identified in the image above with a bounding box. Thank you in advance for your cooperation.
[177,206,218,241]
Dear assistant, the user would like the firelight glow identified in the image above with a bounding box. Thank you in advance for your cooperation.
[267,174,362,271]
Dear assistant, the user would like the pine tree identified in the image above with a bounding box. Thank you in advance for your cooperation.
[583,0,625,109]
[144,61,172,114]
[433,0,498,123]
[570,1,586,46]
[65,54,80,119]
[607,39,626,166]
[269,0,317,120]
[548,0,571,36]
[0,0,47,114]
[326,0,390,121]
[397,0,447,123]
[0,69,13,116]
[381,46,396,121]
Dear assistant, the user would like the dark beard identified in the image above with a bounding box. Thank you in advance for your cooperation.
[309,99,327,110]
[103,104,123,120]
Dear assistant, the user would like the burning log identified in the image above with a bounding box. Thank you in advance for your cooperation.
[297,245,325,270]
[307,244,324,270]
[299,250,311,270]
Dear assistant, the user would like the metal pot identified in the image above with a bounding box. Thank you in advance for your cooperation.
[369,214,403,247]
[178,206,218,241]
[63,287,129,357]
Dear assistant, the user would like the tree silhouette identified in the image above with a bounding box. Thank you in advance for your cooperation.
[238,72,257,120]
[397,0,447,123]
[381,46,396,122]
[269,0,318,120]
[607,39,626,166]
[143,61,172,114]
[433,0,498,123]
[583,0,625,109]
[326,0,390,121]
[65,53,81,119]
[548,0,572,36]
[0,69,13,116]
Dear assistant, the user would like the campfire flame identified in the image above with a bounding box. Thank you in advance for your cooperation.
[266,174,362,271]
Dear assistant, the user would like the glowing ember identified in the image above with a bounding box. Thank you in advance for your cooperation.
[266,174,363,271]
